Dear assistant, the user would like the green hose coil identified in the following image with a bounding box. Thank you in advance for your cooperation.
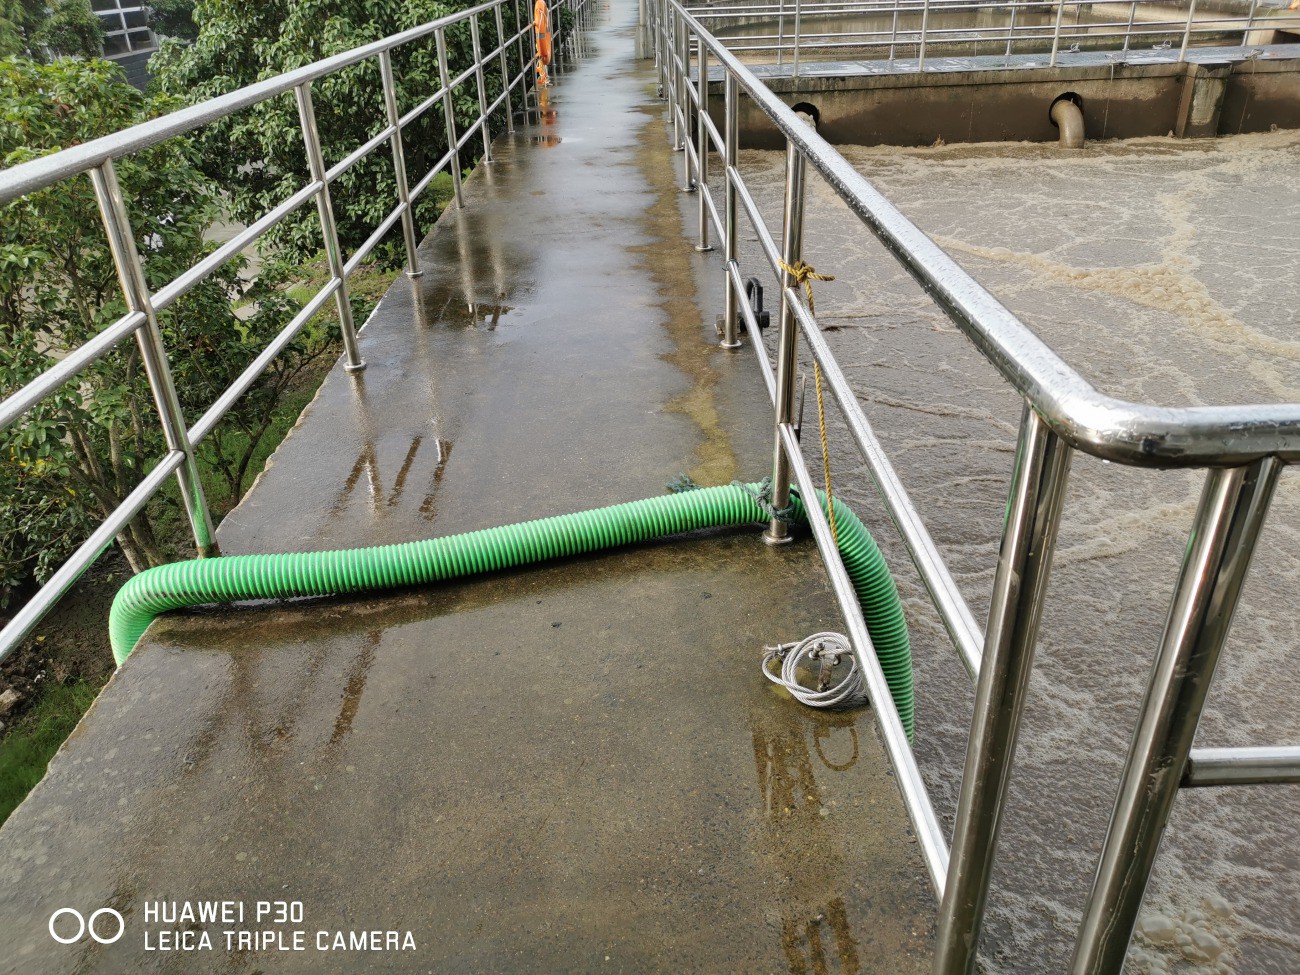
[109,483,914,737]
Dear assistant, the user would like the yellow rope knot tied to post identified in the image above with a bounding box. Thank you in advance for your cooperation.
[777,259,839,545]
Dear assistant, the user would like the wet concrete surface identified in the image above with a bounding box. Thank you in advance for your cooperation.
[0,1,933,972]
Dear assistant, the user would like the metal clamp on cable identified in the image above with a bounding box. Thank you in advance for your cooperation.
[762,632,867,709]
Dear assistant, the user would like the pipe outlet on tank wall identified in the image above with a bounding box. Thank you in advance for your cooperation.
[1050,93,1086,149]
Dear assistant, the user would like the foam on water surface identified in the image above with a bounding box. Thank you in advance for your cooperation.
[722,130,1300,973]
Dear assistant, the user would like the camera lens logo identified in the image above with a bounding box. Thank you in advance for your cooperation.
[49,908,125,945]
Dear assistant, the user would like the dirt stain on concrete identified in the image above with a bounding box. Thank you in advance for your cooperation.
[628,102,738,488]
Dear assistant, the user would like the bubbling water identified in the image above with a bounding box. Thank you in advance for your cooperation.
[729,130,1300,973]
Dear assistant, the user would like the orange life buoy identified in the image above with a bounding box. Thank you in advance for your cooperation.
[534,0,552,66]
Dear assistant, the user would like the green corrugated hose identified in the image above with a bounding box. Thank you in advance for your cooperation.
[109,482,914,738]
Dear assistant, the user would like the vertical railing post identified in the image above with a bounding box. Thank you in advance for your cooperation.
[1242,0,1259,45]
[653,0,662,94]
[918,0,932,71]
[1123,0,1136,53]
[932,404,1073,975]
[89,160,219,558]
[1050,0,1066,66]
[435,27,466,209]
[513,0,531,116]
[655,0,666,94]
[494,3,516,134]
[776,0,786,67]
[680,20,694,190]
[763,140,806,546]
[294,82,366,373]
[720,71,741,350]
[470,14,494,163]
[792,0,803,78]
[1069,456,1281,974]
[1179,0,1199,61]
[378,51,423,279]
[889,4,899,63]
[671,7,684,149]
[695,40,712,251]
[1005,1,1017,59]
[551,0,563,74]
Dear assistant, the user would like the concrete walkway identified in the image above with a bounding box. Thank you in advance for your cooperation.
[0,2,933,971]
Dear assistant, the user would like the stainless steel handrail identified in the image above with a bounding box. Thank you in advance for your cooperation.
[651,0,1298,971]
[0,0,592,666]
[683,0,1300,73]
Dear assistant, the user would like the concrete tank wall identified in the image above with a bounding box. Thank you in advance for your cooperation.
[706,58,1300,148]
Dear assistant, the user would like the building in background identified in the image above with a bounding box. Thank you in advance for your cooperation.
[91,0,157,87]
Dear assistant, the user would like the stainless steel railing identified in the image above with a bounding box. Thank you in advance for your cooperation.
[650,0,1299,970]
[685,0,1300,73]
[0,0,593,667]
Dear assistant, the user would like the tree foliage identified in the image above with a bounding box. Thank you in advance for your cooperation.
[146,0,199,42]
[0,0,104,60]
[151,0,511,266]
[0,56,334,603]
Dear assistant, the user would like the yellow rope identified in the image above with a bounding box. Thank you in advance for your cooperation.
[777,259,838,546]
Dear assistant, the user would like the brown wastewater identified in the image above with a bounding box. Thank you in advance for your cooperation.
[727,130,1300,973]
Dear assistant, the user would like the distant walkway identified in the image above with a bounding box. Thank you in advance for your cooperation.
[0,1,933,972]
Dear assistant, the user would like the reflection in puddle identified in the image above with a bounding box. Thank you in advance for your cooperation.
[751,702,865,974]
[337,435,454,519]
[419,283,514,330]
[782,898,862,975]
[329,629,380,747]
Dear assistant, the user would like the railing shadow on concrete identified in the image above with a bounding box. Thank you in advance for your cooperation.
[651,0,1299,971]
[686,0,1300,73]
[0,0,593,667]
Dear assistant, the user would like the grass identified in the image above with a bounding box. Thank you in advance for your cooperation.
[0,681,100,824]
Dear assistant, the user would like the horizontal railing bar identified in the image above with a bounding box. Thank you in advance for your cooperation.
[398,31,528,133]
[343,203,407,277]
[0,451,186,666]
[410,148,459,201]
[687,0,1286,16]
[484,85,511,120]
[399,88,449,129]
[188,278,342,444]
[0,0,511,204]
[0,310,146,432]
[1183,745,1300,787]
[720,20,1261,44]
[701,109,725,156]
[730,169,782,273]
[456,119,484,152]
[782,285,986,675]
[449,62,479,93]
[718,20,1300,49]
[778,420,950,897]
[503,66,531,103]
[679,5,1300,466]
[153,180,322,312]
[326,123,397,183]
[703,181,723,240]
[711,12,1291,31]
